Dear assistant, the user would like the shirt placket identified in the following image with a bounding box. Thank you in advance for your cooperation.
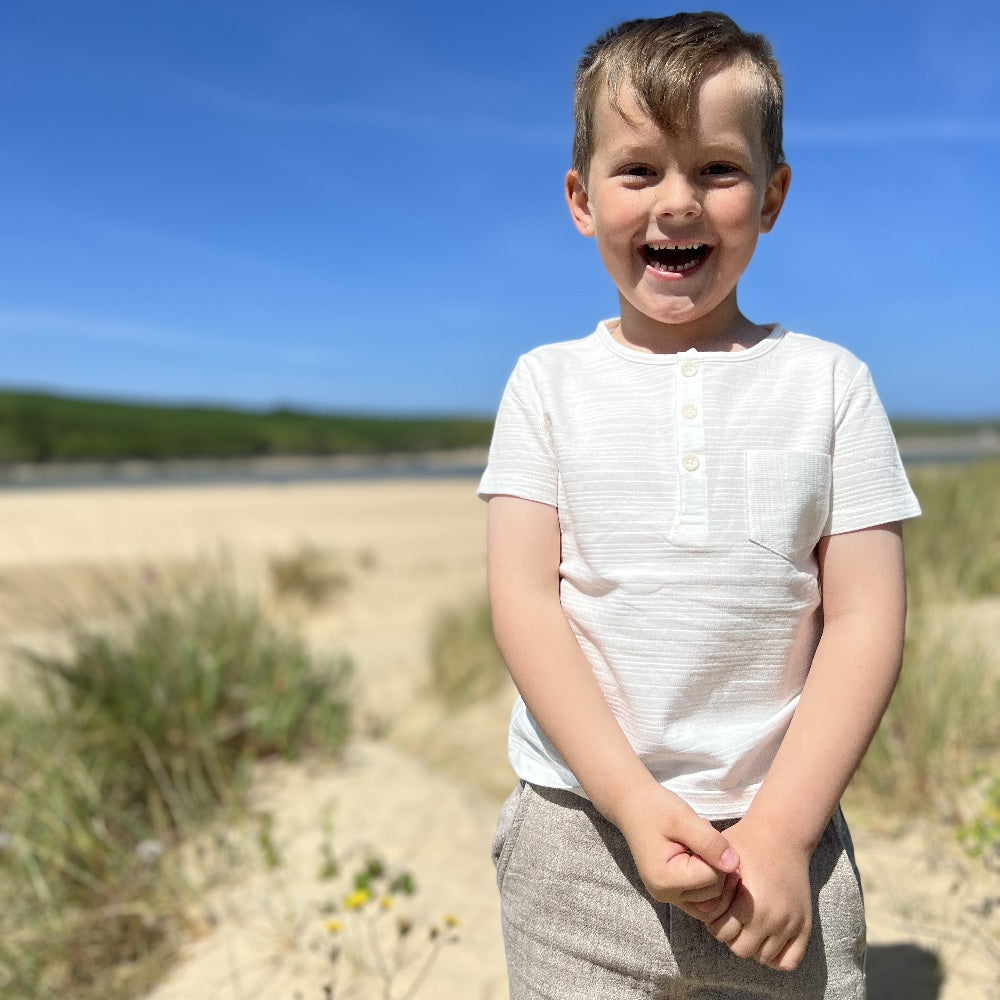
[670,354,707,545]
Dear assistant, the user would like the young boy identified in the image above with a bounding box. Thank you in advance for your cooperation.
[478,12,921,1000]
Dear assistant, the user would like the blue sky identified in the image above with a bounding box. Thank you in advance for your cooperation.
[2,0,998,419]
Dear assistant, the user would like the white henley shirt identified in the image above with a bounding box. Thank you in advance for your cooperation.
[478,321,921,820]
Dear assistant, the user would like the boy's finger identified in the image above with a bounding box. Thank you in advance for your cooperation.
[681,879,726,905]
[757,933,788,968]
[772,932,809,972]
[690,871,740,919]
[677,814,740,873]
[648,851,720,902]
[708,909,743,945]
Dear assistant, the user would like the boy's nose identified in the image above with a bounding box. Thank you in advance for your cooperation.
[653,176,701,219]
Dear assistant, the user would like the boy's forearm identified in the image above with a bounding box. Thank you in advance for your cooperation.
[742,618,901,850]
[488,494,741,900]
[487,499,658,823]
[742,524,906,852]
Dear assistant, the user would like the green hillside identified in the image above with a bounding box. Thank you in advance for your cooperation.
[0,390,996,465]
[890,418,1000,438]
[0,391,493,463]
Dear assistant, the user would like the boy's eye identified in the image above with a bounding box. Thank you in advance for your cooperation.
[704,163,738,176]
[623,165,655,178]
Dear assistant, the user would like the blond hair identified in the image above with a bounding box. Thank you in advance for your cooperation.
[571,12,785,178]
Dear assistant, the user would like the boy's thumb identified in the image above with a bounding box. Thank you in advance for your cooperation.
[680,817,739,872]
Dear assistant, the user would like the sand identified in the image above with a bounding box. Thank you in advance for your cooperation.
[0,477,997,999]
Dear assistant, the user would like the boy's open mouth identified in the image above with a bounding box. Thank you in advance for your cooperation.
[642,242,710,274]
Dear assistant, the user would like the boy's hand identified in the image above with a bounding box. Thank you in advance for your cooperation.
[702,818,812,971]
[614,783,741,923]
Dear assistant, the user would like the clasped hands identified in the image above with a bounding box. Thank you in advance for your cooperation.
[616,786,812,973]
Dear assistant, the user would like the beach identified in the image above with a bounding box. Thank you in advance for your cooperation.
[1,476,997,999]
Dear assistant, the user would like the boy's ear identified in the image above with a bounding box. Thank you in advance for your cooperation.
[759,163,792,233]
[566,169,595,237]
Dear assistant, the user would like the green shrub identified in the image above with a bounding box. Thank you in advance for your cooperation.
[27,572,352,826]
[0,570,353,999]
[958,776,1000,869]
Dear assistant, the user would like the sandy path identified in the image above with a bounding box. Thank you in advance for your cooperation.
[1,477,996,999]
[146,740,508,1000]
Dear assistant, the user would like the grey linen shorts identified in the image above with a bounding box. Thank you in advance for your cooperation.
[493,782,866,1000]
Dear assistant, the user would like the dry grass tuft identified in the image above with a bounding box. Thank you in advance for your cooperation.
[428,598,507,708]
[857,460,1000,833]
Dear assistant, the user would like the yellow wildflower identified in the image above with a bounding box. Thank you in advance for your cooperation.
[443,914,460,928]
[325,918,344,934]
[344,887,372,910]
[379,895,394,910]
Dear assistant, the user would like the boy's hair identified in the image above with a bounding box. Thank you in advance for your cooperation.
[571,12,785,178]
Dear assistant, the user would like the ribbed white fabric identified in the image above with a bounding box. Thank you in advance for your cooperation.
[478,321,921,820]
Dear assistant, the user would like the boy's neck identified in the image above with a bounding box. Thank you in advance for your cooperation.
[612,297,768,355]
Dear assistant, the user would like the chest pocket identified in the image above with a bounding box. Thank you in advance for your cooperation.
[745,450,831,562]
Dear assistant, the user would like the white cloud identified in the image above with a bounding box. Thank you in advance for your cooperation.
[0,307,239,356]
[171,77,564,147]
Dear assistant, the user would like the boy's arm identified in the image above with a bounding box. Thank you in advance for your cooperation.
[707,522,907,970]
[487,494,740,915]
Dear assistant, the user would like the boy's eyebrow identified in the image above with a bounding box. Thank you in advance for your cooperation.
[599,133,757,163]
[603,136,664,155]
[698,136,756,156]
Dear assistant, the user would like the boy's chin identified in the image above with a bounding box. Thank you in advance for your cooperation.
[616,290,746,344]
[621,294,705,328]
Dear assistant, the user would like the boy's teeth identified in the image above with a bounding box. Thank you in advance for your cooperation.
[643,242,709,273]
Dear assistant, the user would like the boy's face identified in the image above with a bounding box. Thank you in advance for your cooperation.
[566,63,791,350]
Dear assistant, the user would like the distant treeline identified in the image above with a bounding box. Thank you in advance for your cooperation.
[0,390,494,463]
[0,390,996,465]
[889,418,1000,438]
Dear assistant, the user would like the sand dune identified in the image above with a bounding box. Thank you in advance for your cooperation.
[1,477,996,999]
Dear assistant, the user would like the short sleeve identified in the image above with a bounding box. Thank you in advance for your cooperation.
[825,364,921,535]
[477,356,558,506]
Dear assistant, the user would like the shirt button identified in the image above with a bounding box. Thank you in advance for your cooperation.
[681,361,698,377]
[681,403,698,419]
[682,454,700,472]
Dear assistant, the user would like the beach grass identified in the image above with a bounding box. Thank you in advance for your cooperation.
[268,543,352,607]
[901,459,1000,605]
[428,598,507,707]
[0,570,353,1000]
[856,459,1000,824]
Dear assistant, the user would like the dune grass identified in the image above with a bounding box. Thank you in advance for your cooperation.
[855,459,1000,824]
[428,599,508,708]
[0,570,353,1000]
[900,459,1000,605]
[858,610,998,815]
